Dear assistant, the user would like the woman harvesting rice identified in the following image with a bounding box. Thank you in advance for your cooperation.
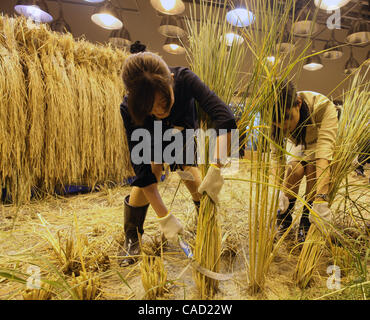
[119,52,236,266]
[272,81,338,243]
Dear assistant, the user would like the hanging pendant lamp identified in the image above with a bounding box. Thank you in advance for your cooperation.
[91,1,123,30]
[277,27,295,53]
[163,37,185,54]
[158,15,186,38]
[346,20,370,45]
[226,0,255,27]
[14,0,53,23]
[109,26,132,48]
[292,5,319,36]
[50,0,71,33]
[151,0,185,15]
[344,47,360,75]
[304,42,324,71]
[314,0,351,11]
[321,30,343,60]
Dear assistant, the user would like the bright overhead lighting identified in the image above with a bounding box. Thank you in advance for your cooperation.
[91,2,123,30]
[150,0,185,15]
[304,49,324,71]
[314,0,351,11]
[84,0,105,3]
[163,37,185,54]
[14,0,53,23]
[226,8,255,27]
[223,32,244,46]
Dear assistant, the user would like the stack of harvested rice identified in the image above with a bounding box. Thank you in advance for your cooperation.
[0,15,133,204]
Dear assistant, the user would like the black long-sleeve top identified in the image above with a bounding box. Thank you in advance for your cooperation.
[120,67,237,188]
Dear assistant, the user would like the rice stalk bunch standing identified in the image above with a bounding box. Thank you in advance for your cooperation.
[228,0,315,293]
[185,0,247,298]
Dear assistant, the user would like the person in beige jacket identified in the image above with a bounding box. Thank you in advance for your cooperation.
[272,81,338,243]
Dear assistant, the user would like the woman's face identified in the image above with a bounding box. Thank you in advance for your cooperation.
[273,96,302,136]
[150,74,175,119]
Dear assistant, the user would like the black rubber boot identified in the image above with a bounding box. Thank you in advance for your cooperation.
[297,201,312,243]
[119,195,149,266]
[276,198,295,234]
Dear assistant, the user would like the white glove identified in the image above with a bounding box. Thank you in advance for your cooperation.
[278,192,290,213]
[310,202,333,234]
[198,165,224,204]
[157,212,184,243]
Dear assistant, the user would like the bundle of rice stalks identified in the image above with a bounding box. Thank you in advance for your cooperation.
[293,226,325,289]
[37,214,88,275]
[330,246,353,275]
[70,271,101,300]
[185,0,247,299]
[22,283,54,300]
[0,15,133,204]
[140,254,168,300]
[328,66,370,205]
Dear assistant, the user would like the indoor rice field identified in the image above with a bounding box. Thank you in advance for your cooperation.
[0,0,369,303]
[0,161,368,300]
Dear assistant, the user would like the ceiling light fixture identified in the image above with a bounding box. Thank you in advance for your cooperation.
[222,32,244,46]
[109,26,132,49]
[314,0,351,11]
[344,47,360,75]
[304,42,324,71]
[292,4,319,36]
[163,37,185,54]
[346,20,370,45]
[226,1,255,27]
[50,0,71,33]
[150,0,185,15]
[14,0,53,23]
[91,1,123,30]
[277,27,295,53]
[321,30,343,60]
[158,15,186,38]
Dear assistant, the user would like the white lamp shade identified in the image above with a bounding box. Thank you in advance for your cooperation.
[91,3,123,30]
[163,37,185,54]
[150,0,185,15]
[223,32,244,46]
[15,1,53,23]
[314,0,351,11]
[226,8,255,27]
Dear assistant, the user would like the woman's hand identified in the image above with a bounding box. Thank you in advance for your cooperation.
[157,212,184,243]
[198,164,224,204]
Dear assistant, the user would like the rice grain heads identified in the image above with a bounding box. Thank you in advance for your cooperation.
[0,15,133,204]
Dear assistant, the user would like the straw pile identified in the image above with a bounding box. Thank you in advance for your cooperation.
[0,15,133,204]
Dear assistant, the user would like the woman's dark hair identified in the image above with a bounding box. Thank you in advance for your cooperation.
[121,52,174,125]
[272,80,311,146]
[130,41,146,54]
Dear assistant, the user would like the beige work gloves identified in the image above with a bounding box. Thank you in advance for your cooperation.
[198,165,224,204]
[278,191,290,213]
[310,201,333,234]
[157,212,184,243]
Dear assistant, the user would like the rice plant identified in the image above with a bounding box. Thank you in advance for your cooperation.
[140,254,168,300]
